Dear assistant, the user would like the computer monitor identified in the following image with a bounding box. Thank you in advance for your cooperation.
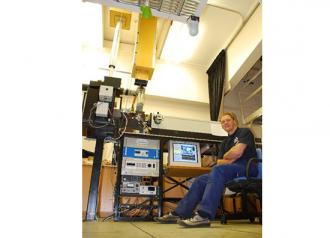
[168,140,201,167]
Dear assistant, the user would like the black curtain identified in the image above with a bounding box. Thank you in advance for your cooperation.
[207,50,226,121]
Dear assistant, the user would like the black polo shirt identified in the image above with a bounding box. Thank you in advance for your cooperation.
[218,127,257,167]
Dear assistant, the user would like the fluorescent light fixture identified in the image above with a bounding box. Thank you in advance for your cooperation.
[84,0,208,24]
[187,15,199,36]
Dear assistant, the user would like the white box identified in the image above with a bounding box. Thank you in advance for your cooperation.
[99,85,113,102]
[96,102,109,117]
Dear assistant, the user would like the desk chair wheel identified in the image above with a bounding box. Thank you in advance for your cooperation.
[249,217,255,223]
[220,215,227,224]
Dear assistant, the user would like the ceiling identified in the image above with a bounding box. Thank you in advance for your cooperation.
[93,0,262,124]
[102,0,260,67]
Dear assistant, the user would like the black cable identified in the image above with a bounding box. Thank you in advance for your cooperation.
[102,213,114,222]
[119,199,154,218]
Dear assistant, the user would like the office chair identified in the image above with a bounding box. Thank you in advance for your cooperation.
[220,148,262,224]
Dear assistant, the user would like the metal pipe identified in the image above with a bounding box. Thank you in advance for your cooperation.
[109,20,122,76]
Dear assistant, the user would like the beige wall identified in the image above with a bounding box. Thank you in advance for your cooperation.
[149,60,209,103]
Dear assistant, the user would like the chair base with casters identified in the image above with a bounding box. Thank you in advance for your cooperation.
[219,191,262,224]
[219,148,262,224]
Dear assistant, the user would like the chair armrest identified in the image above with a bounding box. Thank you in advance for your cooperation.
[246,158,262,178]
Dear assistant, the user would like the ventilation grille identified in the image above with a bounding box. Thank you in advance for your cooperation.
[117,0,201,17]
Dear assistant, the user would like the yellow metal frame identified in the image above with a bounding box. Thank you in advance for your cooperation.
[132,16,157,80]
[109,9,132,30]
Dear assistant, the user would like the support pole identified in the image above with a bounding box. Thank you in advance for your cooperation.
[85,135,105,221]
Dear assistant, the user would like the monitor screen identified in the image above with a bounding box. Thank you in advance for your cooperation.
[173,143,198,163]
[168,140,201,167]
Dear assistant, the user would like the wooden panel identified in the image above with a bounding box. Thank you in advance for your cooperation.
[82,165,92,218]
[222,194,261,214]
[163,177,188,198]
[162,201,179,215]
[222,195,242,214]
[98,166,117,217]
[82,165,117,219]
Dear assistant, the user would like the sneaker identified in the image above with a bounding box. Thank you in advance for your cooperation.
[177,213,210,228]
[154,212,180,224]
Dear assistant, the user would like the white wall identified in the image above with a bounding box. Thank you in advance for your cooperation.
[81,42,135,85]
[144,95,210,120]
[82,42,210,104]
[148,60,209,103]
[120,94,210,121]
[225,5,262,92]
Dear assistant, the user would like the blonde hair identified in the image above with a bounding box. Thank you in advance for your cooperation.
[220,112,239,125]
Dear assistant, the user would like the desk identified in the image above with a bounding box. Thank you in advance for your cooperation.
[164,166,211,177]
[162,166,212,210]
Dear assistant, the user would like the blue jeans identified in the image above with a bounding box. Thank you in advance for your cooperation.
[174,163,257,219]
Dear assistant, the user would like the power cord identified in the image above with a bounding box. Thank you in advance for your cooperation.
[104,112,128,142]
